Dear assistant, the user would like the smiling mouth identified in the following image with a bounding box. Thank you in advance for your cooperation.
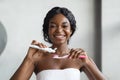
[54,35,65,40]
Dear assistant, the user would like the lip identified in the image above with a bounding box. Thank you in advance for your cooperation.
[53,34,65,40]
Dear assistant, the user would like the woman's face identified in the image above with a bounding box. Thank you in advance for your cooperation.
[48,14,72,45]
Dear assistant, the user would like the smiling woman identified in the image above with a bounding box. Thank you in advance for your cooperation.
[0,21,7,55]
[10,7,106,80]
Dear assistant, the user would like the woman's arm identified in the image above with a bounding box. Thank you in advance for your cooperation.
[10,40,46,80]
[10,58,35,80]
[83,57,106,80]
[69,48,106,80]
[81,67,95,80]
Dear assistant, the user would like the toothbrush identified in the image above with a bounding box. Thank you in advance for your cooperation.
[53,55,86,59]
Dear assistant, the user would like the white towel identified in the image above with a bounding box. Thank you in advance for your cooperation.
[36,68,80,80]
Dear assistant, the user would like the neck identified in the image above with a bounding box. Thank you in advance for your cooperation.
[51,43,70,56]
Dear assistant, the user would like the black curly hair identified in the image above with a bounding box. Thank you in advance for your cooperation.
[43,7,76,44]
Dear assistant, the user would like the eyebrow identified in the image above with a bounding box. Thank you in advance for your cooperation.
[62,22,68,25]
[49,21,69,25]
[49,22,55,24]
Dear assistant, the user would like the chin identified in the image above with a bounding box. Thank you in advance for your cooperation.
[53,40,67,45]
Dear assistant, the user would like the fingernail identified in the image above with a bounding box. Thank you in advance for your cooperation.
[68,57,72,59]
[32,40,38,44]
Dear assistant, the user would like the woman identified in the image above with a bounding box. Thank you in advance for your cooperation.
[10,7,106,80]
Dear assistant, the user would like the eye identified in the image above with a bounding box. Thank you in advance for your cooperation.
[49,24,57,28]
[62,25,68,28]
[62,22,70,29]
[62,23,71,29]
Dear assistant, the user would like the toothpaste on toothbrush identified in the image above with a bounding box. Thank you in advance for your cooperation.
[53,55,86,59]
[29,45,57,53]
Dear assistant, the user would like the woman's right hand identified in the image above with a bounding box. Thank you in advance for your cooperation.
[25,40,48,66]
[10,40,47,80]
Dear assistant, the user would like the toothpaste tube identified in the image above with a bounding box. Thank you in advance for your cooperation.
[29,45,57,53]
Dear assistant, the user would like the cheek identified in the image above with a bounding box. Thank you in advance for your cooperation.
[48,29,54,37]
[66,30,72,37]
[48,31,52,38]
[48,27,56,33]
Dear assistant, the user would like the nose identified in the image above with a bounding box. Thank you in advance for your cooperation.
[56,26,63,32]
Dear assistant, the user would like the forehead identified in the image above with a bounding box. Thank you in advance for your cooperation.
[49,14,70,24]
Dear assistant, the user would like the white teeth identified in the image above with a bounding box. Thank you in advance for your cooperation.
[55,35,64,38]
[55,35,65,39]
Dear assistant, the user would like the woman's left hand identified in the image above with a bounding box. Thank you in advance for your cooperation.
[68,48,90,67]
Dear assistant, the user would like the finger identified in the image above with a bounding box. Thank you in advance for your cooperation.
[37,43,46,48]
[40,43,48,48]
[30,40,41,49]
[75,48,83,51]
[74,51,82,58]
[68,48,74,59]
[75,49,84,58]
[79,51,87,59]
[31,40,47,48]
[43,44,47,48]
[31,40,39,45]
[30,40,40,50]
[69,48,86,59]
[29,40,40,55]
[69,49,80,59]
[70,48,83,58]
[71,49,79,58]
[27,47,39,57]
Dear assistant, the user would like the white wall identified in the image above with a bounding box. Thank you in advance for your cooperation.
[0,0,95,80]
[102,0,120,80]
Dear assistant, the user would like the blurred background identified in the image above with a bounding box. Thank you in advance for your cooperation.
[0,0,120,80]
